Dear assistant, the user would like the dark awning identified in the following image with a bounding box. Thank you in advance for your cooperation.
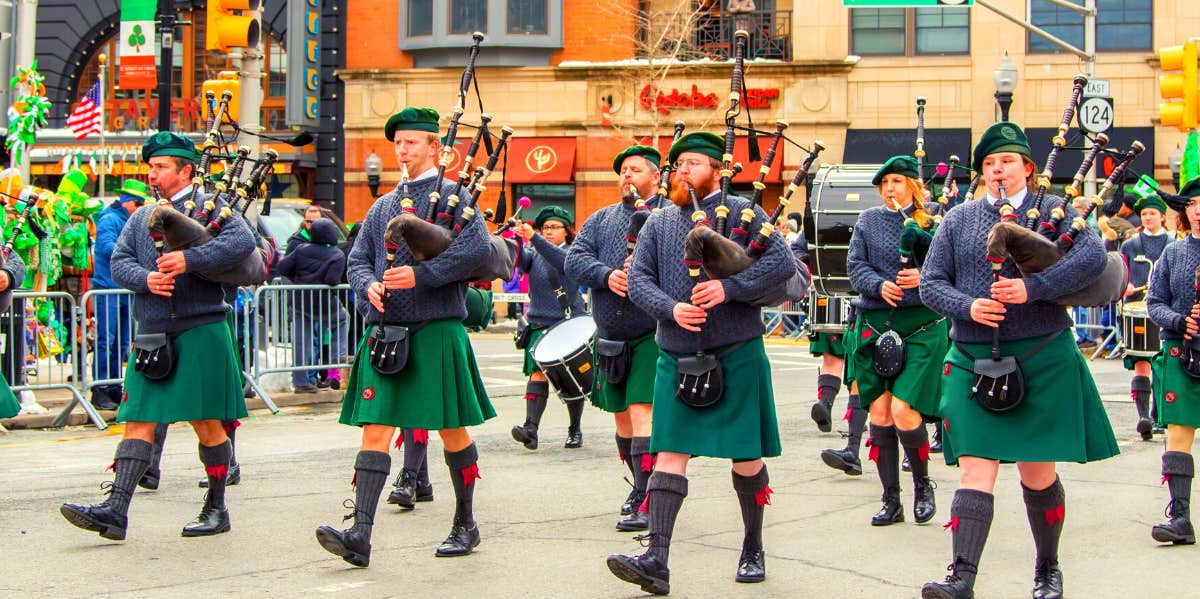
[844,128,973,176]
[1026,126,1154,184]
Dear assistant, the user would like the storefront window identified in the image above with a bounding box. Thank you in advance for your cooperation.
[450,0,488,35]
[851,8,904,56]
[512,184,576,220]
[915,7,968,54]
[851,7,968,56]
[409,0,433,36]
[508,0,547,35]
[1030,0,1151,52]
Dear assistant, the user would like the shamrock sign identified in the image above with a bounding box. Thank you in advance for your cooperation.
[128,24,147,52]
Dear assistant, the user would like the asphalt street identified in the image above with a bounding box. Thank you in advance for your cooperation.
[0,335,1191,598]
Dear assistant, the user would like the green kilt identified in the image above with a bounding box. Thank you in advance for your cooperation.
[1152,340,1200,428]
[849,306,948,417]
[591,332,657,413]
[1123,354,1152,370]
[118,320,247,423]
[808,330,846,359]
[939,330,1118,466]
[341,319,495,430]
[650,337,781,460]
[1,373,18,419]
[522,327,548,377]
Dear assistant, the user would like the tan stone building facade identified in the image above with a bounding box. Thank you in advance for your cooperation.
[340,1,1200,224]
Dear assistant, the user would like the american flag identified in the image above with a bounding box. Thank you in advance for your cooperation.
[66,82,102,140]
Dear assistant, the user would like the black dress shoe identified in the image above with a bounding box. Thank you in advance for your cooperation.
[921,576,975,599]
[315,525,371,567]
[1136,417,1154,441]
[913,476,937,524]
[929,430,943,454]
[735,549,765,583]
[810,401,832,433]
[199,461,241,488]
[435,522,480,556]
[511,424,538,450]
[564,428,583,449]
[902,456,912,472]
[871,493,904,526]
[387,469,418,509]
[139,468,161,490]
[620,487,638,516]
[820,448,863,476]
[90,391,120,411]
[181,505,231,537]
[606,552,670,595]
[616,509,649,532]
[414,481,434,502]
[60,502,128,540]
[1151,500,1196,545]
[1032,561,1064,599]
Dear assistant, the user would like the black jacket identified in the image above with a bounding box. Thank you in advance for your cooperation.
[277,219,345,286]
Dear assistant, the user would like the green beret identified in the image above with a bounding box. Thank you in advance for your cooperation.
[534,205,573,229]
[972,121,1031,172]
[668,131,723,165]
[118,179,150,202]
[142,131,199,163]
[612,145,661,174]
[1181,176,1200,198]
[385,107,440,140]
[1134,193,1167,215]
[872,155,920,186]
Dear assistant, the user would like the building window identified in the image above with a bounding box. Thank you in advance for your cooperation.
[409,0,433,36]
[850,7,968,56]
[1029,0,1151,52]
[508,0,547,35]
[450,0,488,35]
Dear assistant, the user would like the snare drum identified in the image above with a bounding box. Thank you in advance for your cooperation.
[530,315,597,400]
[1121,301,1161,357]
[807,164,874,296]
[807,290,854,334]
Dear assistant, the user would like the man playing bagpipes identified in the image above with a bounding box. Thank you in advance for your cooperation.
[605,131,795,594]
[60,132,258,540]
[566,144,665,532]
[315,107,494,567]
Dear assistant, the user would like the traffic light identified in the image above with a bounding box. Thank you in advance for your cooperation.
[202,74,241,123]
[1159,41,1198,131]
[206,0,262,52]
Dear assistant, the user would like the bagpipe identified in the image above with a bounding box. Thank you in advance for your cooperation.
[381,32,518,283]
[983,75,1135,307]
[679,30,822,307]
[145,89,287,286]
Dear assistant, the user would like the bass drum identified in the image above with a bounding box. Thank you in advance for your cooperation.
[806,164,878,297]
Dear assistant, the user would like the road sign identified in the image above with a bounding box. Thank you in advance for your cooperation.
[842,0,973,6]
[1079,97,1114,134]
[1083,79,1110,98]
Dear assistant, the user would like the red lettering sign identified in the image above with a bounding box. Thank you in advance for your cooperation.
[638,84,779,115]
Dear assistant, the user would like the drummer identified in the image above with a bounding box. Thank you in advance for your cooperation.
[565,144,664,531]
[1145,175,1200,547]
[845,155,947,527]
[1119,189,1170,441]
[511,206,588,450]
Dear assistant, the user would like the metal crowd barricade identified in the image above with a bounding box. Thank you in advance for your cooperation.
[1071,302,1120,361]
[761,299,806,338]
[1,291,104,429]
[251,283,362,395]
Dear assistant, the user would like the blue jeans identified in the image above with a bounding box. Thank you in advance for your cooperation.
[94,291,131,391]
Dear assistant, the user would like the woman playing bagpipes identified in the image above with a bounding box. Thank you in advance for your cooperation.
[1145,175,1200,547]
[918,122,1118,599]
[510,205,588,450]
[845,155,948,528]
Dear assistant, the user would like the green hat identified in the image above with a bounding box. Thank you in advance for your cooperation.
[668,131,723,166]
[612,145,662,174]
[142,131,199,163]
[534,205,573,229]
[57,169,88,195]
[1134,193,1167,215]
[871,155,920,186]
[1181,176,1200,198]
[118,179,150,202]
[972,121,1031,172]
[384,107,440,140]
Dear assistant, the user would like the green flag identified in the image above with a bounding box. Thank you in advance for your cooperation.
[1181,130,1199,191]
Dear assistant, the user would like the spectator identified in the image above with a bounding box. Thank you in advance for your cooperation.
[276,218,348,393]
[89,179,150,410]
[284,205,325,257]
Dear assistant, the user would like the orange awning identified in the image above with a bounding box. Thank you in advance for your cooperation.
[505,137,576,183]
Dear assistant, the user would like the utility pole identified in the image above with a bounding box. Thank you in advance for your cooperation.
[238,12,263,160]
[12,0,35,178]
[156,0,175,132]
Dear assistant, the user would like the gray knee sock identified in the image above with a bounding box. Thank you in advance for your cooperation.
[732,466,770,554]
[869,424,900,494]
[1021,476,1065,567]
[646,471,688,564]
[198,440,233,509]
[1131,376,1151,420]
[631,436,652,494]
[948,489,994,588]
[402,428,430,476]
[817,374,840,408]
[897,424,930,480]
[106,439,152,515]
[845,399,867,456]
[351,450,391,535]
[524,380,549,428]
[146,423,168,475]
[445,443,480,527]
[1163,451,1194,517]
[616,434,636,480]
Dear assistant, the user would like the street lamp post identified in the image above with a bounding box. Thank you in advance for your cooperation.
[993,54,1019,122]
[364,151,383,198]
[1169,144,1184,190]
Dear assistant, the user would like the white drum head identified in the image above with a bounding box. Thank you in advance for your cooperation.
[532,315,597,361]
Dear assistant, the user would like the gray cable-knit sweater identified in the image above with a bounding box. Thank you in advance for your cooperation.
[1147,235,1200,341]
[346,176,489,324]
[629,190,793,353]
[565,200,656,340]
[518,234,586,327]
[1119,231,1169,292]
[847,204,927,310]
[111,190,256,334]
[1,249,25,309]
[919,193,1108,343]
